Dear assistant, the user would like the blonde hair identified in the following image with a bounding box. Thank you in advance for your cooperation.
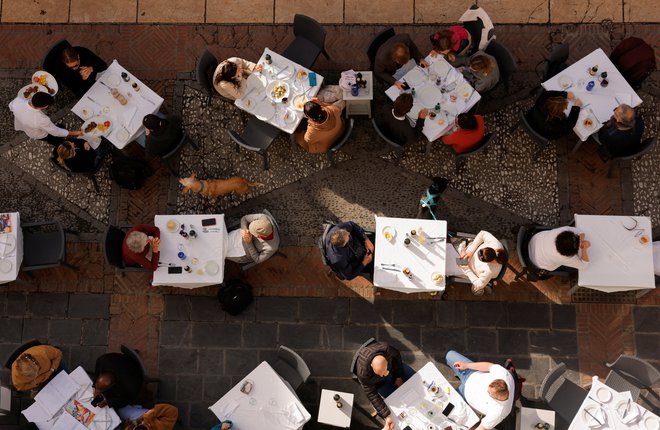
[56,141,76,166]
[15,354,40,379]
[470,55,496,76]
[391,43,410,65]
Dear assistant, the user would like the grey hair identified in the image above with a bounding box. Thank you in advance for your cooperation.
[617,104,635,128]
[126,231,148,253]
[330,229,350,247]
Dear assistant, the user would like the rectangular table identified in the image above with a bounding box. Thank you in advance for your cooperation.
[343,71,373,118]
[575,214,655,292]
[373,216,447,293]
[72,60,164,149]
[0,212,23,285]
[568,376,660,430]
[318,389,354,428]
[386,54,481,142]
[152,214,227,289]
[385,362,480,430]
[542,48,642,142]
[234,48,324,134]
[209,361,311,430]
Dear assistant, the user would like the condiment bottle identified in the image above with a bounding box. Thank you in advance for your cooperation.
[111,88,128,105]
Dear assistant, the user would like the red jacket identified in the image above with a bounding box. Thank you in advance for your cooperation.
[122,224,160,270]
[442,115,485,154]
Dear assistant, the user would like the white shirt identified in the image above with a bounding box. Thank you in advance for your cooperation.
[528,226,589,271]
[8,97,68,139]
[464,364,514,429]
[225,229,246,258]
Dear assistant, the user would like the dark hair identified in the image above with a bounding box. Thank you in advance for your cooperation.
[61,47,79,64]
[430,30,453,52]
[303,101,327,123]
[393,93,414,117]
[478,247,507,264]
[544,95,568,121]
[390,42,410,65]
[31,92,53,108]
[142,114,168,131]
[457,113,478,130]
[555,230,580,256]
[214,60,240,89]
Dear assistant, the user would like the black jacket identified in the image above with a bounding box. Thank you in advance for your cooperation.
[355,341,404,418]
[93,353,143,408]
[324,222,368,280]
[526,90,580,140]
[145,116,184,158]
[56,47,107,98]
[376,104,425,146]
[374,34,425,86]
[58,140,97,172]
[598,114,645,158]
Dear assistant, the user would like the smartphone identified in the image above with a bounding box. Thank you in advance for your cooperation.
[168,266,182,274]
[456,257,469,265]
[201,218,216,226]
[442,402,455,416]
[308,71,317,87]
[401,82,410,90]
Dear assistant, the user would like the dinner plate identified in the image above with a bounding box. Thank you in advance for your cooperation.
[0,259,12,273]
[615,399,639,423]
[595,387,612,403]
[116,128,130,143]
[1,234,16,256]
[253,102,276,121]
[430,61,450,77]
[644,416,660,430]
[247,73,267,90]
[266,81,290,102]
[282,109,297,124]
[165,219,180,232]
[382,226,396,241]
[558,75,573,89]
[79,106,94,120]
[82,116,113,137]
[105,74,122,88]
[582,405,606,428]
[205,261,220,276]
[291,94,309,111]
[31,70,58,95]
[404,68,425,87]
[18,84,47,100]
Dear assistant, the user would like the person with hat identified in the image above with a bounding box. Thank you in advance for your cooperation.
[226,212,280,265]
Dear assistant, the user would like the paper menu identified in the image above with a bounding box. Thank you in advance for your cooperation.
[34,372,80,416]
[52,412,88,430]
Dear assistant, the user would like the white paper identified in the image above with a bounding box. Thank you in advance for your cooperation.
[385,85,401,102]
[35,372,80,416]
[52,412,87,430]
[22,401,52,423]
[68,366,92,386]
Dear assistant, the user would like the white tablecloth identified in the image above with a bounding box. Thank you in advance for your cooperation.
[152,214,226,288]
[0,212,23,284]
[72,60,164,149]
[373,216,447,293]
[234,48,324,134]
[209,361,311,430]
[386,54,481,142]
[542,48,642,141]
[385,362,480,430]
[568,377,660,430]
[23,366,121,430]
[575,214,655,292]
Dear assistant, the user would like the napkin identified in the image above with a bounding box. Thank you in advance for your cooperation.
[220,400,239,418]
[618,401,639,424]
[285,403,306,425]
[339,70,357,90]
[586,407,606,428]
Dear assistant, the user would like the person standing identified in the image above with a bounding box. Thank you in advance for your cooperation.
[9,92,82,146]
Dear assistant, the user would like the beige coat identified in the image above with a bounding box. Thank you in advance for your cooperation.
[295,104,345,153]
[212,57,257,100]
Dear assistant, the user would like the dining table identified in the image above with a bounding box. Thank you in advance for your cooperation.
[0,212,23,285]
[574,214,655,293]
[385,54,481,142]
[234,48,324,134]
[568,376,660,430]
[385,362,480,430]
[542,48,643,142]
[151,214,227,289]
[373,216,448,294]
[71,60,164,149]
[209,361,311,430]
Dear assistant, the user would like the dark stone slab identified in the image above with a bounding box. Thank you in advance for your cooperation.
[168,401,190,427]
[177,375,204,401]
[189,296,225,321]
[377,326,420,353]
[421,328,466,354]
[436,301,467,328]
[197,349,224,375]
[224,349,260,376]
[67,294,110,319]
[160,321,193,347]
[278,323,322,349]
[157,376,177,401]
[202,376,232,402]
[255,297,299,322]
[27,294,69,318]
[635,333,660,361]
[22,318,49,342]
[81,320,108,346]
[69,345,106,372]
[634,307,659,333]
[301,351,355,378]
[505,303,550,328]
[497,329,529,356]
[466,302,505,327]
[48,319,83,345]
[320,324,343,350]
[191,322,241,348]
[349,299,393,324]
[6,294,26,317]
[242,322,278,348]
[159,347,198,374]
[163,295,191,320]
[189,401,218,428]
[258,349,279,364]
[529,330,578,357]
[551,304,576,330]
[342,325,378,351]
[466,328,498,353]
[298,298,350,324]
[392,301,435,325]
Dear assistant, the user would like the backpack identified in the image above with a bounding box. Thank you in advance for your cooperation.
[610,37,656,89]
[217,279,253,316]
[110,157,153,190]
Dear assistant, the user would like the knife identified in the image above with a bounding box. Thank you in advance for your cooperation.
[623,398,630,418]
[380,267,400,272]
[584,408,602,425]
[99,81,111,90]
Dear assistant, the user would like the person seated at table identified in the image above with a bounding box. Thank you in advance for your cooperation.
[294,99,344,153]
[355,340,415,430]
[324,221,374,280]
[59,46,108,97]
[139,114,184,158]
[429,26,472,62]
[119,403,178,430]
[446,230,507,295]
[376,93,428,146]
[374,34,429,88]
[93,352,144,409]
[442,113,485,154]
[526,90,582,140]
[9,92,83,146]
[11,345,63,391]
[213,57,263,100]
[528,226,590,271]
[455,51,500,92]
[597,104,645,158]
[226,213,280,265]
[122,224,160,271]
[445,350,514,430]
[55,139,103,172]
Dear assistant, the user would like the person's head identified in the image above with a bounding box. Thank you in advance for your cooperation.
[56,141,76,165]
[142,114,167,132]
[477,247,508,265]
[303,101,327,123]
[555,230,580,257]
[330,228,350,247]
[612,104,635,129]
[126,231,149,253]
[390,43,411,66]
[214,60,240,88]
[456,113,478,131]
[430,30,453,53]
[249,217,273,239]
[393,93,414,117]
[488,379,509,401]
[31,92,54,109]
[371,355,390,377]
[94,372,115,392]
[428,177,449,195]
[15,353,41,380]
[61,47,81,69]
[470,55,496,76]
[544,95,569,120]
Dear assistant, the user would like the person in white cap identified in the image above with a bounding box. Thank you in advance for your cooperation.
[226,213,280,265]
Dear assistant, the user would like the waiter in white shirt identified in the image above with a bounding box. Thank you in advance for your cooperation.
[446,350,514,430]
[8,92,82,146]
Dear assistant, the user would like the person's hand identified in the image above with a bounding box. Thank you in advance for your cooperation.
[394,80,405,90]
[418,108,428,119]
[362,252,373,266]
[70,130,83,137]
[83,142,91,151]
[567,91,575,100]
[574,99,583,107]
[384,416,395,430]
[420,59,429,68]
[241,229,253,243]
[79,66,93,80]
[310,97,319,103]
[446,53,456,62]
[395,377,404,387]
[221,423,231,430]
[430,49,439,58]
[365,238,375,254]
[150,237,160,253]
[453,361,469,371]
[580,239,590,249]
[145,129,150,136]
[255,64,263,72]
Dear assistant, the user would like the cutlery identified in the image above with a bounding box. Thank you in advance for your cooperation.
[380,267,400,272]
[277,65,290,77]
[380,263,398,267]
[582,103,591,109]
[87,96,102,106]
[588,395,604,406]
[584,408,602,425]
[623,398,630,418]
[99,81,111,89]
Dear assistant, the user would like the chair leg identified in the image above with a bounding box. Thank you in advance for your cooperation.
[165,159,178,176]
[261,151,269,170]
[327,150,335,165]
[89,174,100,193]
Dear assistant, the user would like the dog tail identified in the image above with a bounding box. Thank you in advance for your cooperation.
[247,181,264,188]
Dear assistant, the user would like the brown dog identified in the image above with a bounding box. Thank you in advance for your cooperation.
[179,172,263,198]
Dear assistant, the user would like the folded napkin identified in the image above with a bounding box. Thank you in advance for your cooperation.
[221,400,239,418]
[618,402,639,424]
[586,407,606,428]
[285,403,306,425]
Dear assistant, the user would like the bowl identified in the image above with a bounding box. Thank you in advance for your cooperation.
[266,81,290,102]
[166,219,179,232]
[431,272,444,285]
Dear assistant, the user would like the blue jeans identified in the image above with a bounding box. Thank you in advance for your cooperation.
[376,363,416,398]
[445,350,476,397]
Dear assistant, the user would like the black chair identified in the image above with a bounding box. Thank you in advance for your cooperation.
[459,4,496,52]
[21,221,77,272]
[371,117,405,157]
[103,225,150,273]
[514,225,576,282]
[515,110,550,161]
[281,14,329,69]
[366,27,395,71]
[319,221,340,279]
[452,132,497,174]
[485,40,518,90]
[292,119,354,164]
[271,345,311,391]
[350,337,376,380]
[195,48,219,104]
[49,147,104,193]
[160,130,200,176]
[120,345,160,387]
[604,355,660,402]
[446,232,509,291]
[542,43,569,81]
[539,363,587,424]
[3,340,42,370]
[606,136,656,178]
[240,209,287,271]
[229,119,280,170]
[41,39,71,74]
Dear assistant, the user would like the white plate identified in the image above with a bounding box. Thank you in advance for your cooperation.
[430,61,450,77]
[247,73,267,90]
[582,405,606,428]
[266,81,290,102]
[106,74,122,88]
[18,84,47,100]
[0,259,12,273]
[0,234,16,256]
[116,128,130,143]
[404,68,426,87]
[418,89,440,109]
[595,387,612,403]
[558,75,573,89]
[282,109,297,124]
[644,416,660,430]
[82,116,113,137]
[382,226,397,241]
[31,71,58,95]
[165,219,180,232]
[79,106,94,120]
[253,102,276,121]
[615,399,639,423]
[292,94,309,111]
[205,261,219,276]
[582,117,596,130]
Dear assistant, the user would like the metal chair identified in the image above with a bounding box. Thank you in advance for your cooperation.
[514,225,576,282]
[229,119,280,170]
[542,43,570,81]
[371,117,405,157]
[605,355,660,402]
[240,209,287,271]
[452,132,497,174]
[281,14,329,69]
[49,145,104,193]
[539,363,587,423]
[3,340,42,370]
[271,345,311,391]
[160,130,199,176]
[606,136,656,178]
[120,344,160,386]
[21,221,77,272]
[41,39,72,73]
[327,119,354,164]
[103,225,151,273]
[350,337,377,379]
[459,4,496,52]
[485,40,518,90]
[366,27,395,71]
[196,48,219,104]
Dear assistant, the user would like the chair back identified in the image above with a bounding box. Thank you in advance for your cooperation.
[519,110,550,144]
[21,221,65,271]
[366,27,395,70]
[540,363,587,423]
[371,117,405,150]
[319,222,334,267]
[4,340,42,370]
[613,136,656,162]
[493,238,509,281]
[459,5,495,51]
[196,48,219,94]
[161,130,189,161]
[516,225,531,270]
[120,345,146,381]
[543,43,570,81]
[104,225,127,268]
[292,14,326,51]
[350,337,377,377]
[272,345,311,390]
[329,119,354,154]
[41,39,72,72]
[230,119,280,152]
[607,355,660,387]
[458,132,496,159]
[485,40,518,83]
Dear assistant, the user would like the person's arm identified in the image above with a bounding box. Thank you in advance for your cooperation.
[565,106,581,129]
[239,57,258,73]
[81,48,107,73]
[39,116,71,138]
[464,230,488,257]
[219,81,245,100]
[344,222,367,241]
[243,236,275,264]
[454,361,494,372]
[359,379,391,419]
